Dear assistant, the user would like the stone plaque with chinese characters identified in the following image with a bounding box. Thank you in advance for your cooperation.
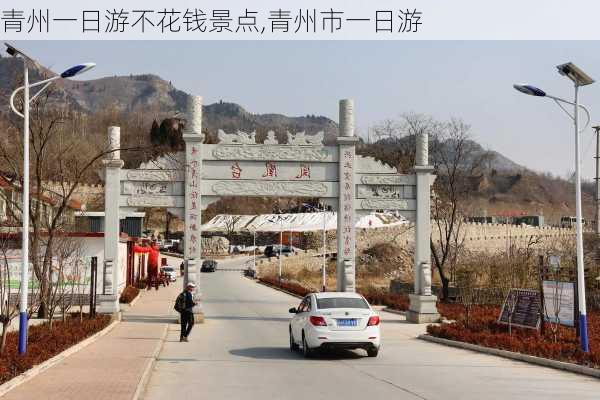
[339,147,355,259]
[202,160,337,181]
[185,143,202,262]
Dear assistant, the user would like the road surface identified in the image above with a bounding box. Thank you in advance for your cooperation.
[143,256,600,400]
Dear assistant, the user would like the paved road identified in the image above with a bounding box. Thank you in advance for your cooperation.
[143,257,600,400]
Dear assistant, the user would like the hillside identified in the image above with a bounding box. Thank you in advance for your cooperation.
[0,57,337,141]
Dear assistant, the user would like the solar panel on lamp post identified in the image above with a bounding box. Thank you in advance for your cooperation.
[5,42,95,356]
[513,62,594,352]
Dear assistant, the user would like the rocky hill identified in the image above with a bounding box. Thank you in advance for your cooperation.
[0,57,337,140]
[0,56,594,224]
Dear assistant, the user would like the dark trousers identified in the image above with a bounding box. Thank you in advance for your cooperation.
[180,311,194,338]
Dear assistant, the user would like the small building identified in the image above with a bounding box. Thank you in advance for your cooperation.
[74,211,146,238]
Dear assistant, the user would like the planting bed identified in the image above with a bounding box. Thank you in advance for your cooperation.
[258,276,410,310]
[427,305,600,369]
[119,286,140,304]
[0,314,111,385]
[259,276,315,297]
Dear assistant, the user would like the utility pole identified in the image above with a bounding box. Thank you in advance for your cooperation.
[594,125,600,236]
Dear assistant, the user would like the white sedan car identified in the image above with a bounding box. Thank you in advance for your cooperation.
[288,292,381,358]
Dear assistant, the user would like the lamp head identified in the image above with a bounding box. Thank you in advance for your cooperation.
[60,63,96,78]
[513,84,547,97]
[556,62,594,86]
[5,44,17,57]
[4,42,35,63]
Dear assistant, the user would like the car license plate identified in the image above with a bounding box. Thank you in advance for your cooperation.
[337,318,357,327]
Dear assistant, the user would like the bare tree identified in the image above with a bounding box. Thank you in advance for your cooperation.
[0,231,20,355]
[369,113,439,172]
[430,119,494,300]
[46,235,84,328]
[223,215,242,242]
[0,78,141,319]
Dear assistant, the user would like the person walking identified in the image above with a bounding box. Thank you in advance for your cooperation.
[175,282,197,342]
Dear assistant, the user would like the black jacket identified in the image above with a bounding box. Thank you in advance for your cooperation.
[183,291,195,312]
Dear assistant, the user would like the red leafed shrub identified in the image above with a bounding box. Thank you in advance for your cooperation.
[259,276,315,297]
[427,305,600,368]
[0,314,111,384]
[360,287,409,311]
[258,276,411,310]
[119,286,140,304]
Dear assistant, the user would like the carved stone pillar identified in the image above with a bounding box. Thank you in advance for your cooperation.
[182,95,205,318]
[407,132,440,323]
[98,126,123,314]
[336,99,359,292]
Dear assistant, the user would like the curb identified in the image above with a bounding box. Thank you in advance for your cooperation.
[382,307,407,316]
[0,319,120,398]
[418,334,600,380]
[120,290,143,310]
[127,290,143,307]
[256,280,303,299]
[162,252,183,258]
[132,323,169,400]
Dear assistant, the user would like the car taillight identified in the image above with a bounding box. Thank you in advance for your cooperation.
[367,316,380,326]
[309,316,327,326]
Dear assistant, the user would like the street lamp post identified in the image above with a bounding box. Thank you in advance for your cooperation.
[5,43,95,355]
[513,62,594,352]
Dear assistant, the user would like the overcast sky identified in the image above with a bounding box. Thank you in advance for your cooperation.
[11,40,600,179]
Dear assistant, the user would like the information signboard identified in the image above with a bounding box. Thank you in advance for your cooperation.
[542,281,575,327]
[498,289,541,329]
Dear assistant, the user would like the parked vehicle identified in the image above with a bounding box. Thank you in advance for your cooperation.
[160,266,177,282]
[288,292,381,358]
[201,259,218,272]
[173,239,185,254]
[160,239,181,252]
[561,216,586,228]
[264,245,293,258]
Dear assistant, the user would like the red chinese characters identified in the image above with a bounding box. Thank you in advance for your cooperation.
[231,162,242,179]
[295,163,311,179]
[187,147,201,257]
[340,148,354,258]
[262,161,278,177]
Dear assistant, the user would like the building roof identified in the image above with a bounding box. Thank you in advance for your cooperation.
[0,173,83,210]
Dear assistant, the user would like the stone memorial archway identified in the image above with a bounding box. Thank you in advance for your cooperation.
[99,96,439,323]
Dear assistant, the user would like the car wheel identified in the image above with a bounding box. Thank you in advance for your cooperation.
[289,328,299,352]
[302,334,313,358]
[367,347,379,357]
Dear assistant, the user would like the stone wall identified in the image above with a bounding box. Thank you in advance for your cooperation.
[305,222,575,253]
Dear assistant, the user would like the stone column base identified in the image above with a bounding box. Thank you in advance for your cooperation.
[177,304,205,324]
[177,312,205,324]
[406,294,440,324]
[193,303,204,324]
[96,294,120,315]
[193,311,205,324]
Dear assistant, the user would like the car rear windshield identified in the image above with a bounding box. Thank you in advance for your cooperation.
[316,297,369,309]
[162,267,173,272]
